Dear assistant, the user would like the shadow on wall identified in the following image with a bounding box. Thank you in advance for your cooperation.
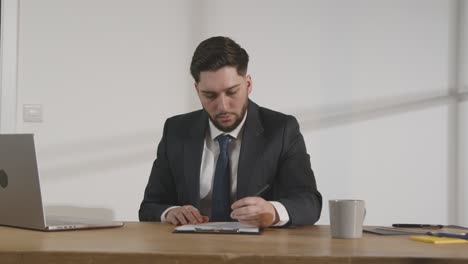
[36,130,160,181]
[39,145,156,181]
[44,205,115,221]
[35,88,468,181]
[295,88,468,131]
[38,130,159,161]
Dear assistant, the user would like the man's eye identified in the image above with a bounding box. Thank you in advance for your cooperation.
[226,90,237,96]
[205,94,216,99]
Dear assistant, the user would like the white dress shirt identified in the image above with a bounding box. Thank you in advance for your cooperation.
[161,111,290,226]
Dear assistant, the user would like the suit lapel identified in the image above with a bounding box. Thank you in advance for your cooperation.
[183,111,207,208]
[237,101,266,199]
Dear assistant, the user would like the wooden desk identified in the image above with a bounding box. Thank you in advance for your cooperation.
[0,222,467,264]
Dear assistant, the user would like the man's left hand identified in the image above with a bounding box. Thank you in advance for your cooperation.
[230,197,278,228]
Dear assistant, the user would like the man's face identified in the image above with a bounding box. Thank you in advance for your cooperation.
[195,66,252,132]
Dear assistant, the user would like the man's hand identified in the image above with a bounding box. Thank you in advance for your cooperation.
[166,205,209,225]
[230,197,278,228]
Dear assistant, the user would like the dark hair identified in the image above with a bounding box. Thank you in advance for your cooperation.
[190,36,249,83]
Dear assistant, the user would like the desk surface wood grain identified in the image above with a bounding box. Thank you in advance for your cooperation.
[1,222,467,264]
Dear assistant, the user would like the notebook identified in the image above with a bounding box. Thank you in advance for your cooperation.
[0,134,124,231]
[410,235,468,244]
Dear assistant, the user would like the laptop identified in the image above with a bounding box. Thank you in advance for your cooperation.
[0,134,124,231]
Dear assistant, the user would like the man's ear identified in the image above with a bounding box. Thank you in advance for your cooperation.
[194,82,199,92]
[246,75,252,95]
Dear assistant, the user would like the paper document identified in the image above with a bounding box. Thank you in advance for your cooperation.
[174,222,260,234]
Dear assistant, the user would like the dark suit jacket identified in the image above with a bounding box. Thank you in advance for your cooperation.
[139,100,322,226]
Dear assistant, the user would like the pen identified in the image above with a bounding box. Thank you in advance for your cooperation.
[254,184,270,197]
[427,231,468,240]
[392,224,443,229]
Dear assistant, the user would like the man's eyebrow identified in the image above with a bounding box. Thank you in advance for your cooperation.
[200,84,241,93]
[200,90,215,94]
[225,84,241,90]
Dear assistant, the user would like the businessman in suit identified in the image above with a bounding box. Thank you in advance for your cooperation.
[139,36,322,227]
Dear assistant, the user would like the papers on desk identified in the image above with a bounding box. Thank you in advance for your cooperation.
[365,226,468,244]
[364,226,426,235]
[174,222,260,234]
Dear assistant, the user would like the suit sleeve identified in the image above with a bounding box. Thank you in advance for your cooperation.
[276,116,322,226]
[139,119,177,221]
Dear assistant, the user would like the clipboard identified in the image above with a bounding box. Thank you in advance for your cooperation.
[174,222,261,235]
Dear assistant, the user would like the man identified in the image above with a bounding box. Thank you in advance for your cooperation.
[139,36,322,227]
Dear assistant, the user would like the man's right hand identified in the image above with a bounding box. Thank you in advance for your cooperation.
[166,205,209,225]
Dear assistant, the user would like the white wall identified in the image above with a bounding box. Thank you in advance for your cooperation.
[200,0,453,225]
[0,0,19,133]
[200,0,450,110]
[16,0,198,220]
[12,0,466,225]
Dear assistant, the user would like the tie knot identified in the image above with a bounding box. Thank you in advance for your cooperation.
[216,134,232,152]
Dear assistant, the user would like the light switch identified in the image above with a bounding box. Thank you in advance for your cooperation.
[23,104,43,122]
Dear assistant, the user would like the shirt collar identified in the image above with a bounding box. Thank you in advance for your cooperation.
[209,110,248,140]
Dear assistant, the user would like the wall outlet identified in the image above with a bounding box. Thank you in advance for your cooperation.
[23,104,43,122]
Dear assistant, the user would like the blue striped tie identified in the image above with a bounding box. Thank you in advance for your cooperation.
[210,134,233,222]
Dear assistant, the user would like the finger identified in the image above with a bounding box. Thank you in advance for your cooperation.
[239,216,273,228]
[183,207,206,224]
[167,213,181,226]
[232,205,260,217]
[185,206,204,223]
[180,208,199,224]
[166,210,179,225]
[233,212,260,221]
[175,211,189,225]
[170,218,180,226]
[202,216,209,223]
[238,219,260,226]
[231,197,262,209]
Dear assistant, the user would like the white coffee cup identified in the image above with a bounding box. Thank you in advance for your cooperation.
[329,199,366,239]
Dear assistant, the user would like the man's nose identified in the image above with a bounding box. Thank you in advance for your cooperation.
[216,94,228,112]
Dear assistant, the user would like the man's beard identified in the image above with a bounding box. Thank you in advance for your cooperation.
[208,101,248,132]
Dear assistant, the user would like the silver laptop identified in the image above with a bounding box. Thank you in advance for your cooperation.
[0,134,124,231]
